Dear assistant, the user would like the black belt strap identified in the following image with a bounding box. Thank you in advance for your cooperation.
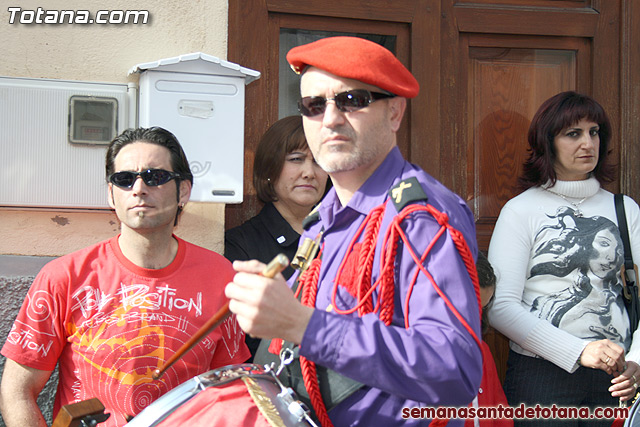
[615,193,634,273]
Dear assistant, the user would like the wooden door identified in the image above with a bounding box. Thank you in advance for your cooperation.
[439,0,622,381]
[228,0,640,382]
[443,0,620,253]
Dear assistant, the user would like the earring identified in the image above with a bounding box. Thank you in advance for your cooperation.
[267,178,271,182]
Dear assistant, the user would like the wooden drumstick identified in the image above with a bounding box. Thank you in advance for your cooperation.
[152,254,289,380]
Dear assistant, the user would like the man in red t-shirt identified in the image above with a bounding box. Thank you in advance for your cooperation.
[0,127,250,426]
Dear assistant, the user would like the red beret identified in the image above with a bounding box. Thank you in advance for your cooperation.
[287,36,419,98]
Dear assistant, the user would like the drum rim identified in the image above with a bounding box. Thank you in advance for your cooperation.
[126,363,284,427]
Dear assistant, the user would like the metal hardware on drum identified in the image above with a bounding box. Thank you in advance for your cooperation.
[262,349,319,427]
[273,347,294,377]
[277,387,314,426]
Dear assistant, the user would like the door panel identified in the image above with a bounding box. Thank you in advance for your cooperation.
[455,4,598,37]
[441,5,612,254]
[469,43,585,250]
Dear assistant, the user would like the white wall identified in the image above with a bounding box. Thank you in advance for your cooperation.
[0,0,231,256]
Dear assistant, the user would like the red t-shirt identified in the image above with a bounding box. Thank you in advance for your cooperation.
[1,235,250,426]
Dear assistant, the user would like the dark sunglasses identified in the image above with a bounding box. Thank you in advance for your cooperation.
[109,169,181,189]
[298,89,395,117]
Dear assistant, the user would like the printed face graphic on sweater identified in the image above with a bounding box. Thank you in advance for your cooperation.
[528,206,627,345]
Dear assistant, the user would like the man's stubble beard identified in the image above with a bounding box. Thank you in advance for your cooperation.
[316,141,382,175]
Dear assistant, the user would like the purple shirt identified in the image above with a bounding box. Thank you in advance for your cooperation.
[297,147,482,426]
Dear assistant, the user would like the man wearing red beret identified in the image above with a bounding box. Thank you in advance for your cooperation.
[226,36,482,426]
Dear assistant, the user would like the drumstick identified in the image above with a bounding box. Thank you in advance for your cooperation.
[152,254,289,380]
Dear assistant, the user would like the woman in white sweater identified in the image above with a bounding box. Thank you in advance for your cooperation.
[488,91,640,425]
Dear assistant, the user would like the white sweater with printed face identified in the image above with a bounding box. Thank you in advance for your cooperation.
[488,178,640,373]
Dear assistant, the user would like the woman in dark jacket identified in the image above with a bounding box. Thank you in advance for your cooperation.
[225,115,329,359]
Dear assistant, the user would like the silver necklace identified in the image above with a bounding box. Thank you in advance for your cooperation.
[544,188,588,217]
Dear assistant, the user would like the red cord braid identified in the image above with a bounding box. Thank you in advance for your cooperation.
[267,336,283,355]
[301,257,322,307]
[377,218,400,325]
[422,204,482,322]
[332,204,387,316]
[300,257,334,427]
[296,200,482,426]
[268,256,323,356]
[392,204,482,348]
[355,204,385,316]
[300,356,332,427]
[405,205,481,427]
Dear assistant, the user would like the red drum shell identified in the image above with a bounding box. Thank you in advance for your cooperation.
[126,364,313,427]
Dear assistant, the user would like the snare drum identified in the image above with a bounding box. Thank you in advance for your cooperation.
[126,364,316,427]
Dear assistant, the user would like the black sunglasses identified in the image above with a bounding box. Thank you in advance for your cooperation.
[109,169,182,189]
[298,89,395,117]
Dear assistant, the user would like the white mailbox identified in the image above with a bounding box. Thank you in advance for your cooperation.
[130,52,260,204]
